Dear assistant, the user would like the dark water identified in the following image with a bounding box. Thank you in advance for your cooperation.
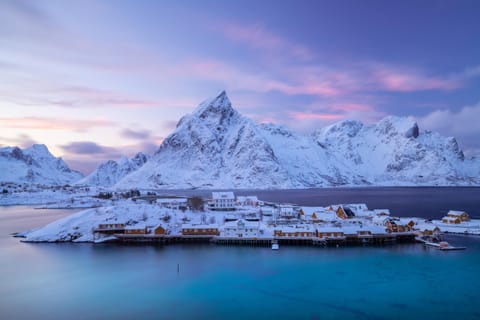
[1,189,480,320]
[155,187,480,219]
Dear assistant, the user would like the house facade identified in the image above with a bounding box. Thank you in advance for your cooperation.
[222,219,259,238]
[210,192,236,211]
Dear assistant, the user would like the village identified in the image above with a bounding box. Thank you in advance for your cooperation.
[89,191,479,248]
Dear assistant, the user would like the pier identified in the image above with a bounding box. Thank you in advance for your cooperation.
[104,233,417,247]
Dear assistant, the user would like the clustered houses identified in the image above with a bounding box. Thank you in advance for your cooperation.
[441,210,470,224]
[93,191,467,244]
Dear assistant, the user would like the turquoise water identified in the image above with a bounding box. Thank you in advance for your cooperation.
[1,205,480,319]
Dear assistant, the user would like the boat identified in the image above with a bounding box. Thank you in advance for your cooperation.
[424,241,466,251]
[271,239,279,250]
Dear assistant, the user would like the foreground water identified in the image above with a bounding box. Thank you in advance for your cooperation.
[1,188,480,320]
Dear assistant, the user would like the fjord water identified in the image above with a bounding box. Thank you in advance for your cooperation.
[1,188,480,320]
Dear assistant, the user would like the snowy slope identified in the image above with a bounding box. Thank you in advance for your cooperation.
[114,91,480,189]
[22,203,171,242]
[77,152,149,186]
[0,144,83,185]
[313,117,479,185]
[117,91,295,189]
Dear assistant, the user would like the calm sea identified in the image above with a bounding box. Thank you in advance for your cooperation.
[1,188,480,320]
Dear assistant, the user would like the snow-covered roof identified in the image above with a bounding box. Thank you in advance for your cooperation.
[223,219,259,229]
[374,209,391,215]
[447,210,467,216]
[317,227,345,233]
[157,198,187,203]
[182,224,219,229]
[341,225,387,235]
[442,216,461,222]
[212,192,235,200]
[236,196,258,202]
[344,203,369,212]
[275,225,315,232]
[372,215,390,225]
[125,223,146,230]
[300,206,329,215]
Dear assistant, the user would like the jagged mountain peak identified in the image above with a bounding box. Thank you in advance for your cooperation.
[374,116,419,139]
[24,143,50,154]
[77,153,150,186]
[114,92,479,188]
[191,90,237,123]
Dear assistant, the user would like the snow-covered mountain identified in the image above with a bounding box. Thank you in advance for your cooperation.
[0,144,83,185]
[77,152,149,186]
[115,91,480,189]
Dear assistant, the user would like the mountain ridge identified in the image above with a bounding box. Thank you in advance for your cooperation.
[2,91,478,188]
[114,91,479,189]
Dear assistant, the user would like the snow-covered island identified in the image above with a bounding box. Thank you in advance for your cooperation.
[18,191,480,244]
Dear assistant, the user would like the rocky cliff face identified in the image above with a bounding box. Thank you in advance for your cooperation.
[114,91,480,189]
[0,144,83,185]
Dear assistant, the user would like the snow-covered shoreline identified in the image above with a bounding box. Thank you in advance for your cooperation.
[13,191,479,244]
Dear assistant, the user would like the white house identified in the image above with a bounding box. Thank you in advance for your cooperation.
[260,206,275,216]
[236,196,259,207]
[221,219,260,238]
[210,192,235,211]
[156,197,188,210]
[278,204,298,218]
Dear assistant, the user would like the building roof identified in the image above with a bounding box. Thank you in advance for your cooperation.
[316,226,345,233]
[447,210,467,216]
[212,192,235,200]
[373,209,391,215]
[182,224,219,229]
[275,225,315,232]
[223,219,259,229]
[125,223,146,230]
[156,198,187,204]
[442,216,461,222]
[236,196,259,202]
[300,206,329,216]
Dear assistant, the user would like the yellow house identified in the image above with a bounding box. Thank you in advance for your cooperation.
[182,225,219,236]
[442,216,461,224]
[417,227,441,237]
[125,225,147,234]
[447,210,469,221]
[336,207,348,219]
[151,225,166,235]
[385,220,412,233]
[274,228,314,238]
[317,228,345,239]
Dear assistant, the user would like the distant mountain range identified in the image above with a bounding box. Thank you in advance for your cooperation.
[0,144,83,185]
[1,91,479,188]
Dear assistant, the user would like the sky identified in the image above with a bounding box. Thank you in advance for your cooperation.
[1,0,480,174]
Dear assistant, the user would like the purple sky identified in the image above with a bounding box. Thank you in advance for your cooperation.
[1,0,480,174]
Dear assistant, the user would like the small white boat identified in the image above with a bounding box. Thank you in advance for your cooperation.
[271,240,279,250]
[424,241,466,251]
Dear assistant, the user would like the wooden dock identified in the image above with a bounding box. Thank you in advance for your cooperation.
[96,232,417,247]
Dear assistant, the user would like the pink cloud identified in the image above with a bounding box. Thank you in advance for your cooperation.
[0,117,115,131]
[331,103,373,112]
[290,112,344,121]
[373,66,460,92]
[220,23,315,61]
